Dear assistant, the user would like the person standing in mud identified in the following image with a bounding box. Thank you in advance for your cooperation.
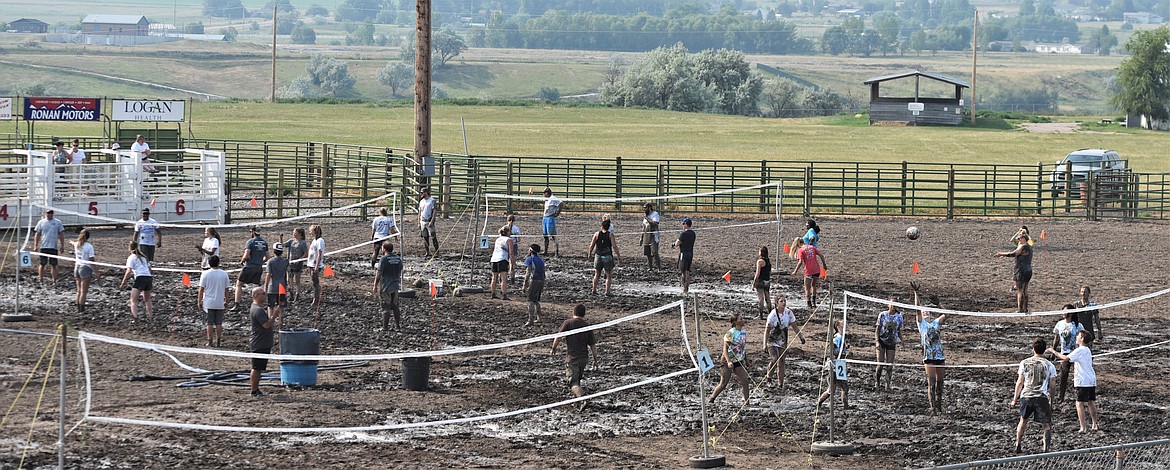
[1048,330,1100,433]
[816,319,850,410]
[875,298,906,392]
[1073,285,1103,342]
[488,225,514,300]
[803,219,821,247]
[284,228,308,302]
[522,244,546,327]
[505,214,522,284]
[418,187,439,256]
[752,245,773,319]
[709,314,751,406]
[763,297,804,390]
[552,304,599,411]
[789,237,827,309]
[640,203,661,269]
[541,188,562,257]
[370,207,399,268]
[1051,307,1081,407]
[1012,338,1057,453]
[913,283,948,414]
[249,286,279,397]
[673,218,696,295]
[373,242,404,331]
[588,219,619,296]
[307,224,325,309]
[995,226,1033,313]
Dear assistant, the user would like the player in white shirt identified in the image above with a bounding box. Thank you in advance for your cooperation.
[371,207,399,266]
[418,187,439,256]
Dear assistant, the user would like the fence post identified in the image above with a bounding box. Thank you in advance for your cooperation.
[1087,171,1096,221]
[507,161,515,215]
[1036,162,1044,215]
[277,168,284,218]
[361,165,369,220]
[759,160,767,212]
[901,161,908,214]
[224,172,232,224]
[803,165,812,218]
[442,160,452,216]
[1064,164,1074,213]
[322,145,331,198]
[615,156,623,212]
[656,163,665,212]
[947,167,955,219]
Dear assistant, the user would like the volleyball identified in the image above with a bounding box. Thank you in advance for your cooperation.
[907,226,920,240]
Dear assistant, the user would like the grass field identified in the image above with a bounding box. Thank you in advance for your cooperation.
[15,102,1168,173]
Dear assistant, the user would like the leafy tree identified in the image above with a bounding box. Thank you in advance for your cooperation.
[336,0,381,22]
[979,84,1059,113]
[432,30,468,67]
[260,0,297,18]
[1111,27,1170,128]
[802,89,847,117]
[1087,25,1118,55]
[693,48,762,115]
[538,87,561,101]
[821,26,850,55]
[376,61,413,97]
[204,0,247,19]
[466,26,486,47]
[276,15,299,35]
[291,24,317,44]
[1019,0,1036,16]
[277,76,315,99]
[306,5,330,17]
[601,44,712,113]
[307,54,357,97]
[759,78,805,117]
[346,21,376,46]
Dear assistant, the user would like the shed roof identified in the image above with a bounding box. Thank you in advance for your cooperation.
[11,18,49,26]
[863,70,969,88]
[82,15,148,25]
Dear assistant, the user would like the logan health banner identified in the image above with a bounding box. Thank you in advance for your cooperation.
[23,97,101,121]
[0,97,11,120]
[111,99,185,122]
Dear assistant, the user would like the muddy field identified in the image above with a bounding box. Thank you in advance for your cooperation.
[1,212,1169,469]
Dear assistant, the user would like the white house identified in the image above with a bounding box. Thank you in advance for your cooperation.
[1034,43,1085,54]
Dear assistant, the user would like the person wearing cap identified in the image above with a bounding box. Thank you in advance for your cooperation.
[133,208,162,263]
[522,243,546,326]
[418,187,439,256]
[33,209,66,284]
[373,241,404,331]
[371,207,399,267]
[235,226,269,308]
[995,226,1034,313]
[131,134,158,174]
[640,203,661,269]
[672,218,696,295]
[197,255,230,347]
[541,188,562,257]
[51,140,69,165]
[264,242,290,320]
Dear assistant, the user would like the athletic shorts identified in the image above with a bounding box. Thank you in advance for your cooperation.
[132,275,153,291]
[725,361,745,370]
[767,345,786,359]
[289,261,305,274]
[240,266,263,285]
[527,279,545,303]
[594,254,614,270]
[490,260,510,273]
[1015,270,1033,283]
[1019,396,1052,424]
[251,348,271,371]
[566,356,589,387]
[678,252,693,272]
[75,265,94,280]
[923,359,945,366]
[379,289,399,308]
[542,216,557,236]
[1075,386,1097,402]
[204,308,224,326]
[39,248,59,266]
[878,342,897,352]
[266,293,287,308]
[139,244,156,262]
[805,273,821,281]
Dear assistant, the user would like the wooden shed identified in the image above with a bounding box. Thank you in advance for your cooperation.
[864,70,969,126]
[10,18,49,33]
[81,15,149,36]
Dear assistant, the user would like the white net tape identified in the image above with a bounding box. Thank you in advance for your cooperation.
[77,300,693,433]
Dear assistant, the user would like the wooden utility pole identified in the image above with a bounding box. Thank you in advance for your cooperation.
[270,2,277,103]
[415,0,432,188]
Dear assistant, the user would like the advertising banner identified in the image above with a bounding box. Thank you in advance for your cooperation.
[23,97,101,121]
[111,99,186,122]
[0,97,11,120]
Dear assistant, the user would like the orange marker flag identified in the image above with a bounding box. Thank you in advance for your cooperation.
[722,271,731,284]
[820,269,828,279]
[912,261,920,274]
[249,197,258,207]
[783,242,790,254]
[181,273,191,286]
[279,283,287,295]
[430,282,438,297]
[323,265,335,277]
[1040,230,1047,241]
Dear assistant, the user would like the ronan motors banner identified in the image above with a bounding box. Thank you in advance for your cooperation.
[0,97,11,120]
[23,97,101,121]
[111,99,186,122]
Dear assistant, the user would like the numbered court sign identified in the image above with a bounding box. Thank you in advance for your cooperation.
[18,251,32,267]
[478,235,490,250]
[832,359,848,381]
[695,347,715,373]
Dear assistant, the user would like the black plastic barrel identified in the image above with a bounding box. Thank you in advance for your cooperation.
[402,356,431,391]
[280,328,320,386]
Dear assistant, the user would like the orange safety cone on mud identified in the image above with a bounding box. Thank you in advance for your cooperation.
[181,273,191,286]
[323,265,334,277]
[722,271,731,284]
[912,261,920,274]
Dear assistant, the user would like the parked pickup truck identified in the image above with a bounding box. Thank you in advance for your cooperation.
[1050,149,1126,197]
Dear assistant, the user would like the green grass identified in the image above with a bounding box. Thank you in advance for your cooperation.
[18,102,1169,173]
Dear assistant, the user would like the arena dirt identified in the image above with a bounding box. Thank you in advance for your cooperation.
[1,213,1168,469]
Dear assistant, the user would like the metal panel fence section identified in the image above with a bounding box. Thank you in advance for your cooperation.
[923,438,1170,469]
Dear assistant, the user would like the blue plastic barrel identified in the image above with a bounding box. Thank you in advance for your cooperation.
[279,328,320,386]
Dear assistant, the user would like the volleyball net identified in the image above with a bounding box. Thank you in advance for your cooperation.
[65,299,698,434]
